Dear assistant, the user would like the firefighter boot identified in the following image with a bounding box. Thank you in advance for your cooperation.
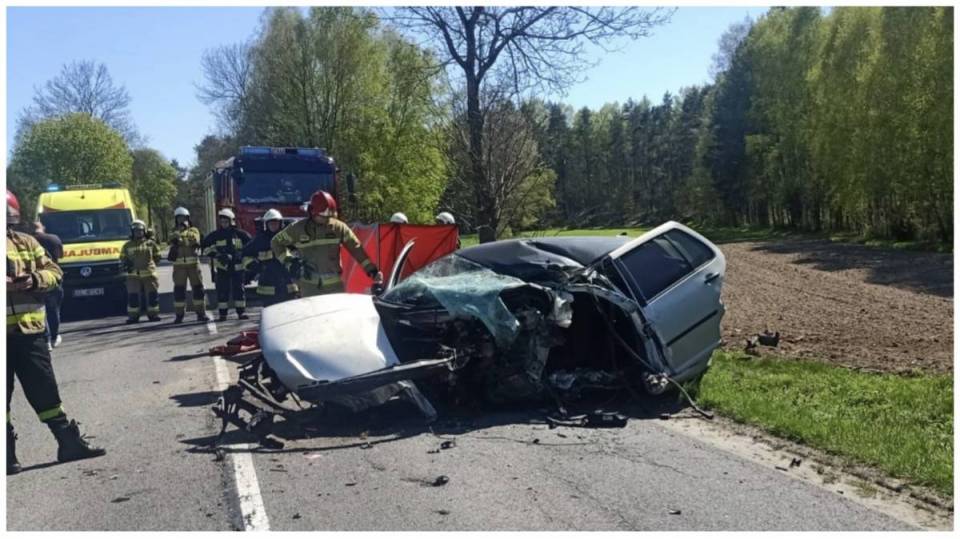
[48,418,106,463]
[218,309,228,322]
[125,316,140,324]
[196,312,210,322]
[236,309,249,320]
[174,314,184,324]
[7,424,21,475]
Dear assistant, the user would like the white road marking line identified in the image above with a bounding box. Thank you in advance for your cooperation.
[209,317,270,531]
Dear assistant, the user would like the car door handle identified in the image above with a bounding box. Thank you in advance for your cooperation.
[705,272,720,283]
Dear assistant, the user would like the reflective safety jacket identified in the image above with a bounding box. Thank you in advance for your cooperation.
[170,225,203,266]
[7,229,63,335]
[242,229,298,296]
[202,227,252,273]
[271,218,377,289]
[121,237,161,276]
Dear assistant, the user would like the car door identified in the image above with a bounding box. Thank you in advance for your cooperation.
[608,222,725,376]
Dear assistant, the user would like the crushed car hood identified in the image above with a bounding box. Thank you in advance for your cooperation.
[259,294,400,391]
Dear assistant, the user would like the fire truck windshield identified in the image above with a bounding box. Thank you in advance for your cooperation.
[238,172,335,205]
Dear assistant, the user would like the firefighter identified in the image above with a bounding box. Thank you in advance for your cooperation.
[435,211,461,249]
[202,208,252,321]
[6,190,105,474]
[435,212,455,225]
[169,207,210,324]
[242,209,299,307]
[271,190,382,297]
[390,212,408,224]
[121,220,162,324]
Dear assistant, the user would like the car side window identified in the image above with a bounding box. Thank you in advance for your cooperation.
[663,230,715,269]
[618,235,693,300]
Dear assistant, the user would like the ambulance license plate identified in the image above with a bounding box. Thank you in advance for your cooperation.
[73,288,104,297]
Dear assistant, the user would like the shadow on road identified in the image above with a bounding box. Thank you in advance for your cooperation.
[749,239,953,298]
[169,391,222,408]
[167,352,212,362]
[179,391,693,456]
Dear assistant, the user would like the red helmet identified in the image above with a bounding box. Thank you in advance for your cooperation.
[6,190,20,225]
[308,190,337,218]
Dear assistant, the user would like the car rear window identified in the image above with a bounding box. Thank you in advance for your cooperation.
[618,235,693,300]
[663,229,715,269]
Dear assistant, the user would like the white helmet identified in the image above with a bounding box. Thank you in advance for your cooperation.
[131,219,146,230]
[174,207,190,217]
[263,208,283,222]
[436,211,455,225]
[218,208,236,220]
[390,212,408,224]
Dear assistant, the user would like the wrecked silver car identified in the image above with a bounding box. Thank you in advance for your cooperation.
[212,221,725,447]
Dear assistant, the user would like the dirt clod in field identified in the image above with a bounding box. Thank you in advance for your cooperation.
[719,240,953,374]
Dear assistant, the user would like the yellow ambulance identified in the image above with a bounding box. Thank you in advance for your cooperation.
[36,183,138,302]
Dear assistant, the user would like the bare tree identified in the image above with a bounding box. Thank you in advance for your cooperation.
[197,42,254,135]
[444,99,556,236]
[19,60,140,144]
[387,7,673,236]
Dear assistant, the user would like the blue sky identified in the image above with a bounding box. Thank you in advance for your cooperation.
[7,6,768,167]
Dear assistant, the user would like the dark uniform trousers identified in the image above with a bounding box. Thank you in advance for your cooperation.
[215,270,246,314]
[7,333,64,423]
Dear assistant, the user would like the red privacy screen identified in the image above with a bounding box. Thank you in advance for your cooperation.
[341,223,460,293]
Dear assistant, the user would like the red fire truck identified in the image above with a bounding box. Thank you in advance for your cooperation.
[204,145,459,293]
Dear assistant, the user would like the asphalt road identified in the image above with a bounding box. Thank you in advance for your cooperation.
[7,305,917,531]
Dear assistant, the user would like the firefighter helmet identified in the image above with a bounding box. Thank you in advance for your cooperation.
[6,190,20,225]
[435,211,455,225]
[390,212,408,224]
[174,207,190,217]
[263,208,283,222]
[218,208,236,221]
[308,190,337,218]
[131,219,146,230]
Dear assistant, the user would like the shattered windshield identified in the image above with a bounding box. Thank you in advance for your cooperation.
[383,254,526,346]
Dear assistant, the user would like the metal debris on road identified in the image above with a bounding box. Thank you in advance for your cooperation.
[345,482,358,487]
[292,513,302,520]
[111,497,131,503]
[214,448,225,462]
[669,509,682,515]
[432,475,449,486]
[758,330,781,347]
[775,465,789,472]
[360,442,373,449]
[440,440,456,450]
[436,509,451,516]
[790,457,802,468]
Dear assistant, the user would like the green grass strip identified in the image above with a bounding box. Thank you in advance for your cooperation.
[697,351,954,496]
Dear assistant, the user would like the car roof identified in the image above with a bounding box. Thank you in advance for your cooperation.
[458,236,631,272]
